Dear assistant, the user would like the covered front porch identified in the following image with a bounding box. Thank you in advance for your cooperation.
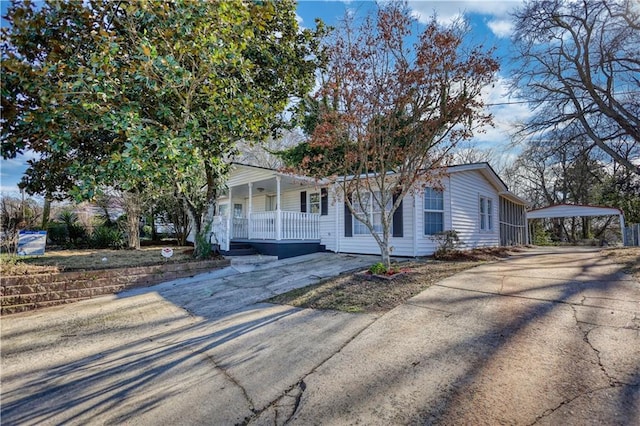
[210,164,325,258]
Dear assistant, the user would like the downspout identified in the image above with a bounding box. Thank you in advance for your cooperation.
[335,183,340,253]
[413,188,418,257]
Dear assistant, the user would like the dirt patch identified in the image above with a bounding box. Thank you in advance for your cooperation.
[0,246,215,275]
[602,247,640,280]
[268,260,479,313]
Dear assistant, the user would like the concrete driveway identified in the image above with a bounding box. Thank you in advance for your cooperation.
[0,252,380,425]
[291,247,640,425]
[1,248,638,425]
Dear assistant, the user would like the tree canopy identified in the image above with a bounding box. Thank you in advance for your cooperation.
[511,0,640,175]
[286,2,498,267]
[1,0,325,254]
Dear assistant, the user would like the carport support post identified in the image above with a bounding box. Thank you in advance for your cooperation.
[248,183,253,240]
[620,213,626,246]
[276,176,282,240]
[524,211,529,246]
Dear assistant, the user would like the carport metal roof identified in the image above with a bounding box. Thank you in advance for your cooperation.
[526,204,626,245]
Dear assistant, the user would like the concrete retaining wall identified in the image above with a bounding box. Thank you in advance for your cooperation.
[1,259,230,315]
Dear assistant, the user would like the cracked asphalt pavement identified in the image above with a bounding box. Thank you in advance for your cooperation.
[1,247,638,425]
[291,247,640,425]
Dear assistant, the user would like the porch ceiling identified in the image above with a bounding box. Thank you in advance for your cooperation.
[220,176,324,199]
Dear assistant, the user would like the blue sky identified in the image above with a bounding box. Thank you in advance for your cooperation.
[295,1,532,157]
[1,0,529,195]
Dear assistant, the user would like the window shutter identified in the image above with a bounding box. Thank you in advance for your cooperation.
[344,196,353,237]
[300,191,307,213]
[321,188,328,216]
[392,193,403,237]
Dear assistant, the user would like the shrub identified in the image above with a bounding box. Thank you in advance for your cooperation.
[51,209,88,247]
[67,222,88,246]
[47,223,69,246]
[369,262,387,275]
[432,230,463,257]
[142,224,153,238]
[193,225,213,259]
[90,226,125,249]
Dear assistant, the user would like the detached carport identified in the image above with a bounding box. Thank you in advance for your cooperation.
[526,204,626,245]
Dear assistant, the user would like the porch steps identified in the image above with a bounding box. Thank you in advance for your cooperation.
[224,242,258,257]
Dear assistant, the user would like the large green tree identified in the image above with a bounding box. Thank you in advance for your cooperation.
[2,0,324,255]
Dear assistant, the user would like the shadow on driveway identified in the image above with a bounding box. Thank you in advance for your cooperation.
[2,248,638,425]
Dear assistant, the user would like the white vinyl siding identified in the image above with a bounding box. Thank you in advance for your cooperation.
[226,166,275,188]
[319,188,336,251]
[448,171,500,248]
[338,191,414,256]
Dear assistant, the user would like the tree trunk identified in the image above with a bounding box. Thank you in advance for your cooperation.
[193,200,217,258]
[582,217,590,240]
[41,196,52,229]
[123,191,142,249]
[150,207,158,241]
[380,242,391,270]
[183,200,201,250]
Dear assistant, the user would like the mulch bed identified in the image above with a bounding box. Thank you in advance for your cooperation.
[268,260,478,313]
[268,246,522,314]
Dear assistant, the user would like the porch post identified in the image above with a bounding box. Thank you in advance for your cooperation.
[248,183,253,240]
[226,186,233,245]
[619,213,626,246]
[276,175,282,240]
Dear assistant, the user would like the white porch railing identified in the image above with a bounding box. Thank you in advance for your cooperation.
[221,211,319,241]
[232,218,248,239]
[281,211,320,240]
[251,212,277,239]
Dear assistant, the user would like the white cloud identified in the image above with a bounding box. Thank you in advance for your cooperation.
[470,75,534,165]
[409,0,523,35]
[486,18,513,38]
[0,185,23,196]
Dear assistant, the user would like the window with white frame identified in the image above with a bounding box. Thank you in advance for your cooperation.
[424,188,444,235]
[309,192,321,214]
[479,196,493,231]
[353,191,391,235]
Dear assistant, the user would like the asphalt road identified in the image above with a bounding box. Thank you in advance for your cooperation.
[1,247,638,425]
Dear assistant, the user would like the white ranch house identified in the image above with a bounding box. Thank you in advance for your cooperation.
[206,162,528,259]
